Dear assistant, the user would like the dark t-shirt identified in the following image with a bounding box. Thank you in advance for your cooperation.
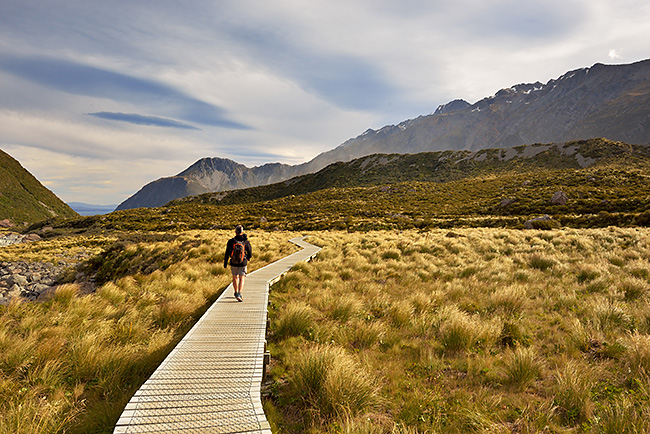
[224,234,252,267]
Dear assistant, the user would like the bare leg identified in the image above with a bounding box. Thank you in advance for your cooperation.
[232,275,245,300]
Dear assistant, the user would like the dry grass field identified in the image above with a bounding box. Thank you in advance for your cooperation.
[0,230,299,434]
[2,227,650,433]
[266,228,650,433]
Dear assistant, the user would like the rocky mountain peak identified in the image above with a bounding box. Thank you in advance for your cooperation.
[434,99,471,115]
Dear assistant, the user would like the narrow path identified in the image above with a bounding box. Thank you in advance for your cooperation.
[114,236,320,434]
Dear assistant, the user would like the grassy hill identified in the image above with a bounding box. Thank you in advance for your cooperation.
[169,138,650,208]
[0,149,78,225]
[35,138,650,234]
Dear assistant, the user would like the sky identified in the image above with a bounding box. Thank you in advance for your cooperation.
[1,1,649,206]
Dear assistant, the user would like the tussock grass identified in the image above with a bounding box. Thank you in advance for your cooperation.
[501,346,543,389]
[275,301,315,339]
[438,305,500,353]
[290,345,381,420]
[267,228,650,433]
[595,395,650,433]
[552,360,595,424]
[621,332,650,379]
[0,229,300,434]
[7,226,650,433]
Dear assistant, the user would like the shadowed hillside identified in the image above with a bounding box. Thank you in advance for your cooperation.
[0,149,78,225]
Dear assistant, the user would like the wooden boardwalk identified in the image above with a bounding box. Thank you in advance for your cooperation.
[114,237,320,434]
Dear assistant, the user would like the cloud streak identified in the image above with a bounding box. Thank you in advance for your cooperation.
[87,112,200,130]
[0,55,251,130]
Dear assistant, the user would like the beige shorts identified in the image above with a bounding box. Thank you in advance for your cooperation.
[231,265,247,276]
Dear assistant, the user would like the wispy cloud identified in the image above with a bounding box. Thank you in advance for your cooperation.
[0,55,251,130]
[87,112,200,130]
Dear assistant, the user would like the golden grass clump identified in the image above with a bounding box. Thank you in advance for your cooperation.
[437,305,501,353]
[500,346,543,389]
[552,360,595,424]
[621,331,650,379]
[594,395,650,433]
[275,301,315,339]
[290,345,381,420]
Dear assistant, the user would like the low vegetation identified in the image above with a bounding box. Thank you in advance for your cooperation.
[266,228,650,433]
[0,230,299,434]
[26,139,650,233]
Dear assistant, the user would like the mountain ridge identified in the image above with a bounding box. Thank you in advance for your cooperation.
[46,138,650,234]
[170,138,649,208]
[116,59,650,210]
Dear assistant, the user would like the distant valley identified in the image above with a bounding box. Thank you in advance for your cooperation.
[117,59,650,210]
[67,202,117,216]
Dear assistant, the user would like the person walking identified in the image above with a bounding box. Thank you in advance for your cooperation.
[224,225,252,302]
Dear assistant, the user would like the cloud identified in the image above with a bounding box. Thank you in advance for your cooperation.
[87,112,200,130]
[0,54,251,130]
[1,0,650,206]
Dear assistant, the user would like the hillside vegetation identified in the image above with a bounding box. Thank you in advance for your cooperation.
[0,149,78,225]
[171,138,650,207]
[31,139,650,234]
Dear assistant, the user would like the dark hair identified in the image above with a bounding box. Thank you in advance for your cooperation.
[235,225,243,235]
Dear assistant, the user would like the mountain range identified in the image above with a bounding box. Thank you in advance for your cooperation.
[115,58,650,210]
[61,137,650,234]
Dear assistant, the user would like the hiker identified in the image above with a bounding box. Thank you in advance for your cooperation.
[224,225,252,302]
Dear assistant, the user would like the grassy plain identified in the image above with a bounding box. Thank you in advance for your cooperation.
[0,230,299,434]
[266,228,650,433]
[2,227,650,433]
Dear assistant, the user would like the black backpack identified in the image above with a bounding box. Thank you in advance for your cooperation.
[231,239,246,265]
